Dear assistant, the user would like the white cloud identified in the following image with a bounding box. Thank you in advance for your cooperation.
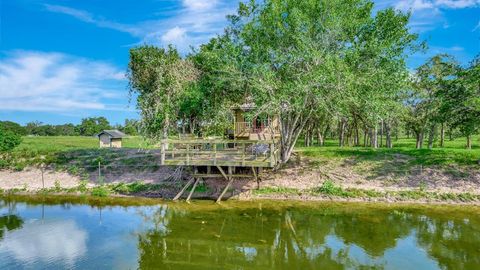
[435,0,480,8]
[378,0,480,33]
[0,220,87,267]
[182,0,219,11]
[394,0,480,11]
[395,0,435,11]
[0,51,126,112]
[44,4,141,36]
[42,1,236,53]
[161,26,187,43]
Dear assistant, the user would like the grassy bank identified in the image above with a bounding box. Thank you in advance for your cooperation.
[253,180,480,203]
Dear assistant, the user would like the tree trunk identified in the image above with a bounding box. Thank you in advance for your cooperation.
[354,126,359,146]
[380,120,383,148]
[440,123,445,147]
[385,122,392,148]
[466,135,472,149]
[317,128,324,146]
[339,118,346,147]
[415,131,423,149]
[428,124,435,149]
[279,108,313,164]
[371,125,378,149]
[161,115,169,164]
[363,128,368,147]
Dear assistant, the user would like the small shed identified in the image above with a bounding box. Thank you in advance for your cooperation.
[96,130,126,148]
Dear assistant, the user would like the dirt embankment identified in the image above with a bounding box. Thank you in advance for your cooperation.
[1,153,479,203]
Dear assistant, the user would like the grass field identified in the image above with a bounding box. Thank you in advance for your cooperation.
[0,136,155,169]
[1,135,479,170]
[297,136,480,167]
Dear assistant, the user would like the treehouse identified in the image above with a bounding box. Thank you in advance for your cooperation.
[232,103,281,140]
[159,103,282,202]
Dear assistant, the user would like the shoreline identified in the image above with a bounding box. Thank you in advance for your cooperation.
[1,187,479,206]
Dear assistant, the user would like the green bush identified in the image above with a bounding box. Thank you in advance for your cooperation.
[0,126,22,152]
[91,186,110,197]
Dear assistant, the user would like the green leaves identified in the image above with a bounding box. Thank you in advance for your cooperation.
[128,45,198,139]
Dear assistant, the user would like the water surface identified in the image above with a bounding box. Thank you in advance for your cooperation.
[0,197,479,269]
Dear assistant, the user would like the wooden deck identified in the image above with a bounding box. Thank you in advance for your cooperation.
[159,139,280,168]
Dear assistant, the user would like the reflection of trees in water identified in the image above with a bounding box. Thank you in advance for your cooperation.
[332,211,411,257]
[136,206,393,269]
[0,215,24,240]
[415,215,480,270]
[0,200,24,240]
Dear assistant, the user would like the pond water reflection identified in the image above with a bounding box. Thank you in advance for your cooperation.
[0,198,479,269]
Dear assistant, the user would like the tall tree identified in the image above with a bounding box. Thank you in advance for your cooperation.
[128,46,198,142]
[219,0,417,162]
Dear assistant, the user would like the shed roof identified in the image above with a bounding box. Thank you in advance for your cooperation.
[97,130,126,139]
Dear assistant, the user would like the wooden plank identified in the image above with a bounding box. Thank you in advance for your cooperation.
[163,138,278,144]
[173,178,194,200]
[186,178,200,202]
[216,177,234,203]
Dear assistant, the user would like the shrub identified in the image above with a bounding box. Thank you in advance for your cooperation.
[0,126,22,152]
[91,186,110,197]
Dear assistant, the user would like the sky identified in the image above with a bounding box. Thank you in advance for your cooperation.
[0,0,479,125]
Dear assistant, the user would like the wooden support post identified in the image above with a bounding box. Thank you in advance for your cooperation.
[186,178,200,202]
[216,166,228,181]
[213,143,217,165]
[186,143,190,165]
[173,178,194,200]
[252,166,259,190]
[216,177,234,203]
[160,141,166,165]
[242,143,245,166]
[207,166,211,174]
[270,142,275,167]
[172,144,175,159]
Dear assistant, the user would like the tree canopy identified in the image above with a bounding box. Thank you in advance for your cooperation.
[127,0,480,164]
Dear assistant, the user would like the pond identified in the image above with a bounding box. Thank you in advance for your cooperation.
[0,196,479,269]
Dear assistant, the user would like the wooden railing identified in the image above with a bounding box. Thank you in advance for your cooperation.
[159,139,280,167]
[234,121,280,135]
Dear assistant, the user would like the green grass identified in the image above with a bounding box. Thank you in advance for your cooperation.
[254,182,480,202]
[296,136,480,177]
[0,136,155,169]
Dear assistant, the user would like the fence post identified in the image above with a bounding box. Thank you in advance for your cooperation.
[213,143,217,165]
[41,164,45,189]
[98,161,101,180]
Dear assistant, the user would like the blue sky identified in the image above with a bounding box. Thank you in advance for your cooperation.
[1,0,479,125]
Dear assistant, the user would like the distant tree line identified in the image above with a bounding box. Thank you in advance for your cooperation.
[0,117,140,137]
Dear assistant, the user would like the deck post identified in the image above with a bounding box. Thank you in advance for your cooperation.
[241,142,246,166]
[252,166,259,189]
[160,141,166,165]
[186,143,190,166]
[173,177,195,200]
[213,143,217,165]
[186,177,200,202]
[270,141,275,167]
